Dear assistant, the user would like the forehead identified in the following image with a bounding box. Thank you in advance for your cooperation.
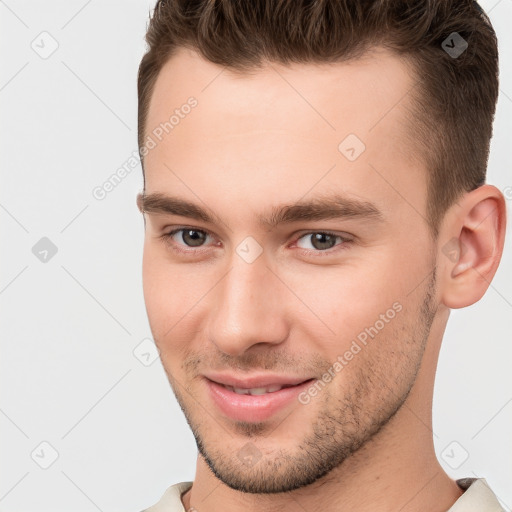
[146,46,418,139]
[143,46,427,228]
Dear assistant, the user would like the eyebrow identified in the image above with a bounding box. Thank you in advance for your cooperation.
[137,192,384,229]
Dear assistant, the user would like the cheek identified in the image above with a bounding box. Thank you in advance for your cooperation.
[142,248,187,335]
[279,261,405,344]
[141,245,219,345]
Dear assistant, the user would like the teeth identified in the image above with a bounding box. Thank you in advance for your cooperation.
[225,384,285,395]
[248,387,269,396]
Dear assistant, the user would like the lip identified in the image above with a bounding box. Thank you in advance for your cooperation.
[205,376,316,423]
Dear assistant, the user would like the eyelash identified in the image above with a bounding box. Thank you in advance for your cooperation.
[159,226,352,257]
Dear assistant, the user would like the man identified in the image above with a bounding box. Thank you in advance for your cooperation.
[135,0,507,510]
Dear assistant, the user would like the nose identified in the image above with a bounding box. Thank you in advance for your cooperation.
[208,253,289,357]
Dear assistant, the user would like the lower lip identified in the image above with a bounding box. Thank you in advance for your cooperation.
[205,378,316,423]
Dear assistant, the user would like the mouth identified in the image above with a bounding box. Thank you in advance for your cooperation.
[219,382,300,395]
[204,377,316,423]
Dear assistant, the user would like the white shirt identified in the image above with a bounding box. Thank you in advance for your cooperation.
[141,478,505,511]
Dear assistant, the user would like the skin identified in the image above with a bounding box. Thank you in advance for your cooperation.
[137,46,506,512]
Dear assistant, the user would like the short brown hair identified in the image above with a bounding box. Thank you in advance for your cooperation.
[137,0,499,236]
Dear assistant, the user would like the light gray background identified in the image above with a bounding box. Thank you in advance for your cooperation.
[1,1,511,510]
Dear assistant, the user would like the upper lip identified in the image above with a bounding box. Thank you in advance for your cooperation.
[204,373,314,389]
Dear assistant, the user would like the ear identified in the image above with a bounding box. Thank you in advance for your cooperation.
[438,185,507,309]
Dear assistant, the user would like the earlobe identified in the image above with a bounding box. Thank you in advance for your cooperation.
[439,185,506,309]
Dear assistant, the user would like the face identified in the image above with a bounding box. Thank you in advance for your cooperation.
[139,46,439,493]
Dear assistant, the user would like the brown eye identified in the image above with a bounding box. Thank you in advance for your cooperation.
[296,232,343,251]
[179,229,208,247]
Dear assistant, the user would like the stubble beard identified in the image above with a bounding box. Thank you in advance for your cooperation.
[163,270,438,494]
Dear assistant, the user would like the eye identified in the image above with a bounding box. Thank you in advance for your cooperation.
[163,228,214,248]
[295,232,347,251]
